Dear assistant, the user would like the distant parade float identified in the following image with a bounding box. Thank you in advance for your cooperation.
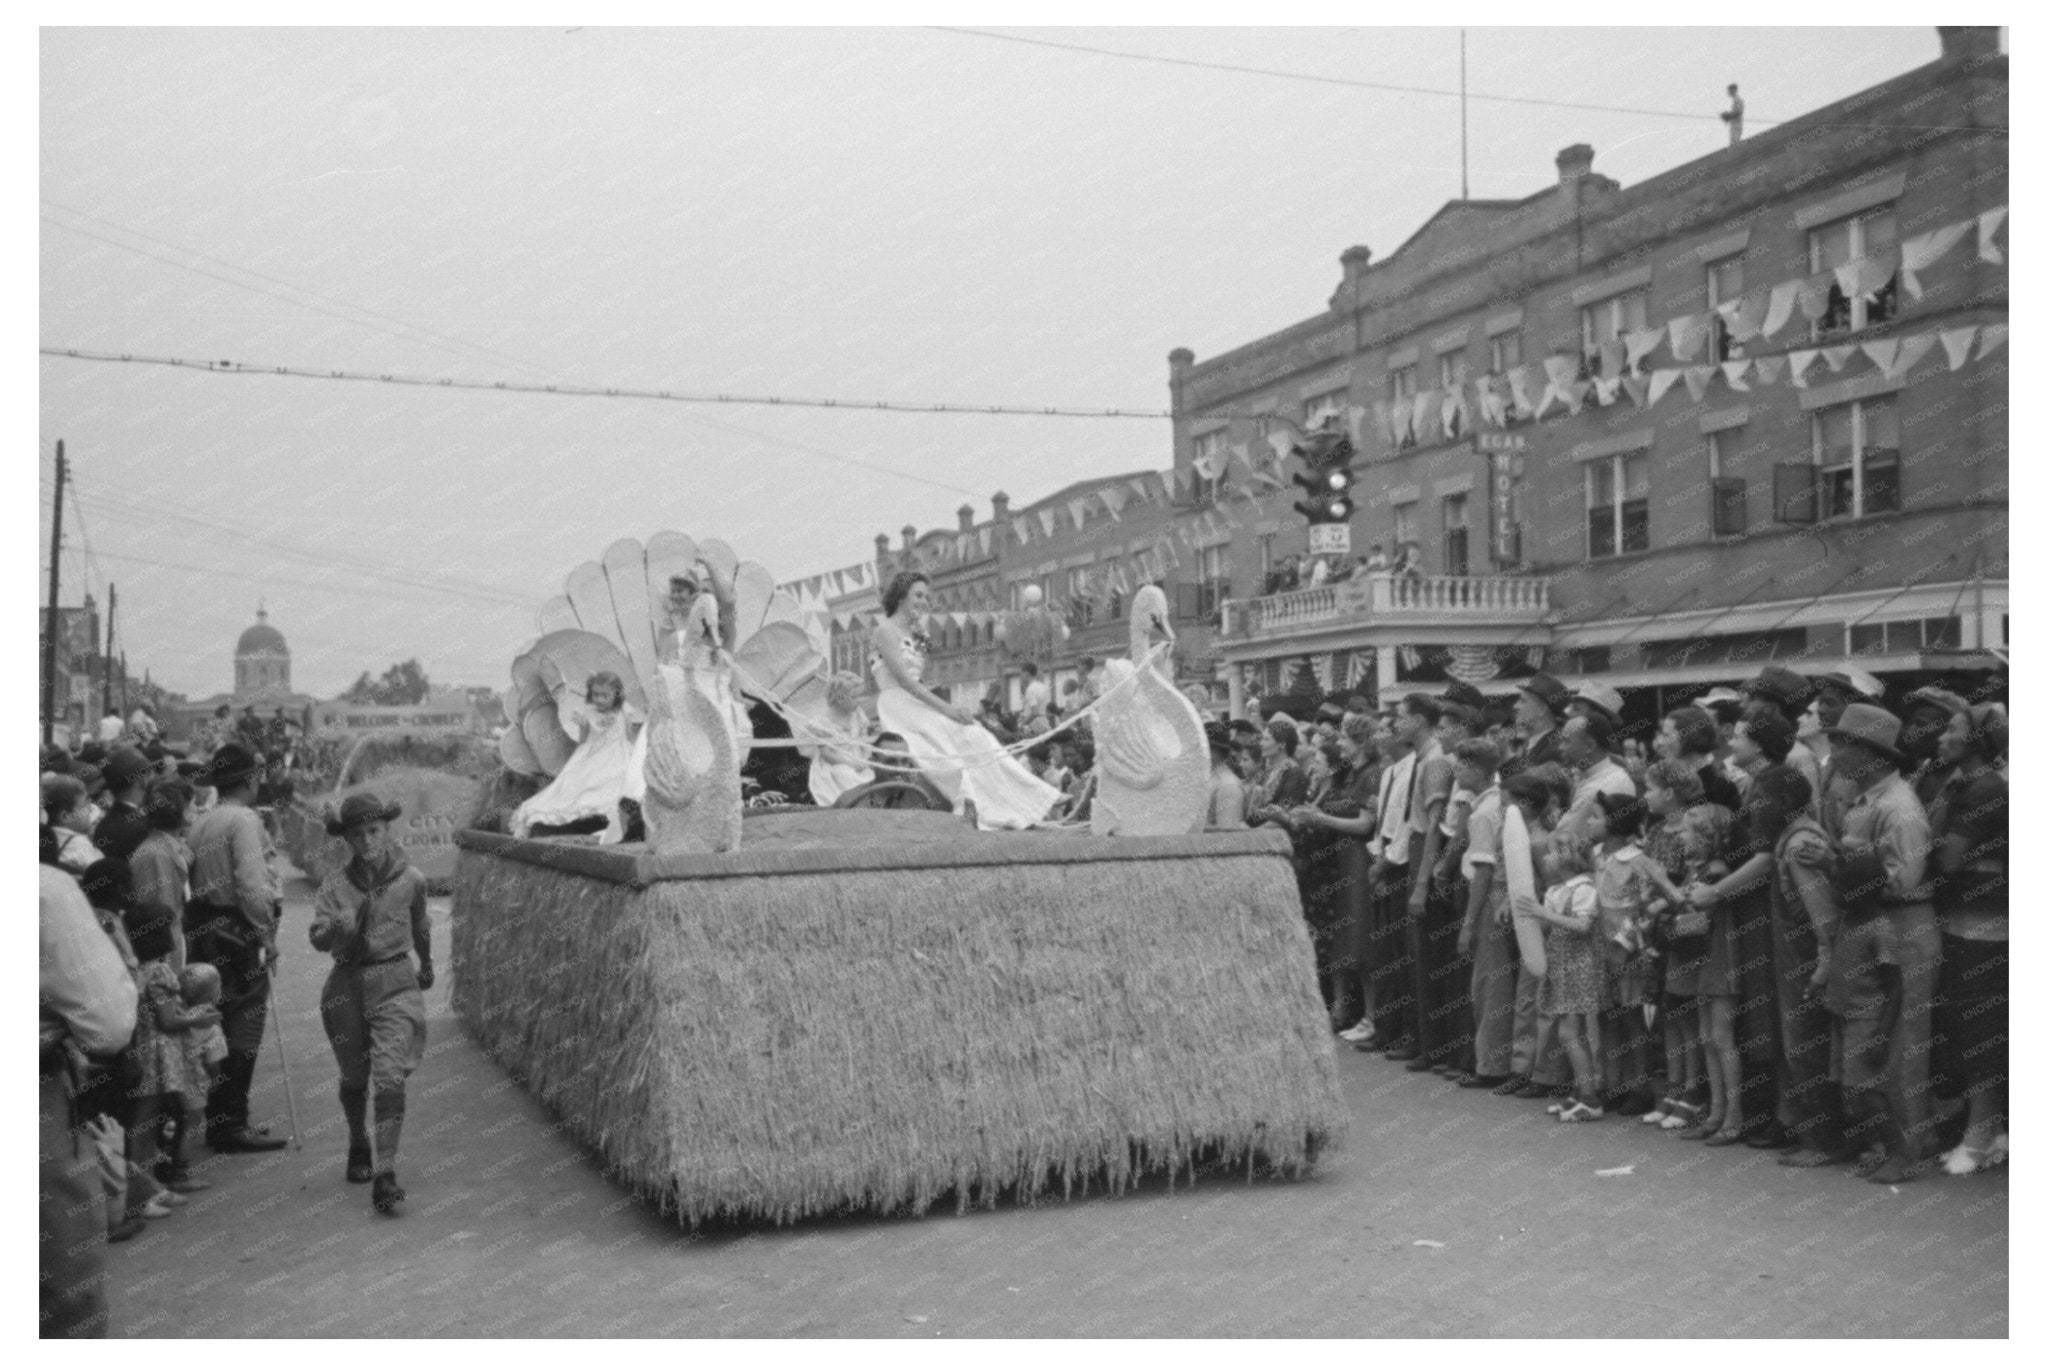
[450,534,1345,1226]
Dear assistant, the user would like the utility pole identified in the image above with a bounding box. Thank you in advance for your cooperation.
[42,440,66,748]
[1460,30,1469,201]
[104,582,117,724]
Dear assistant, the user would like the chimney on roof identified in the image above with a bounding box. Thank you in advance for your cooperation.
[1937,26,2001,63]
[991,491,1010,522]
[957,504,976,534]
[900,525,918,555]
[1338,244,1374,303]
[1556,144,1595,182]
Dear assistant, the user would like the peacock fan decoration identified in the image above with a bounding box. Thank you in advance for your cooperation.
[499,534,829,853]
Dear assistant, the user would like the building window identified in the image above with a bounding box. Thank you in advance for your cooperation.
[1437,352,1470,439]
[1391,503,1416,563]
[1708,431,1747,537]
[1190,430,1229,505]
[1811,207,1899,337]
[1707,256,1745,364]
[1195,544,1229,619]
[1389,364,1418,451]
[1586,454,1649,559]
[1442,494,1470,577]
[1487,332,1526,424]
[1304,386,1348,431]
[1811,395,1901,520]
[1581,291,1649,377]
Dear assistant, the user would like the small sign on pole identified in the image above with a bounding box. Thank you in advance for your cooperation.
[1308,524,1352,557]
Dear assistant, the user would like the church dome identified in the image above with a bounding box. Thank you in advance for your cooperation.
[236,606,288,657]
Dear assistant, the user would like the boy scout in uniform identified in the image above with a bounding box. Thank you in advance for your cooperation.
[309,793,432,1213]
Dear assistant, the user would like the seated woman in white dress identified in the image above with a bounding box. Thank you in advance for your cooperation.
[870,571,1060,831]
[803,671,875,807]
[513,671,641,843]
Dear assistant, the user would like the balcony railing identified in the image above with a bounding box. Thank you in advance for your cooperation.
[1223,572,1551,639]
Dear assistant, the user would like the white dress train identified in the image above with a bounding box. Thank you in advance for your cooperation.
[872,640,1058,831]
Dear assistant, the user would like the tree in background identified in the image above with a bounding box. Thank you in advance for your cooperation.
[342,658,432,706]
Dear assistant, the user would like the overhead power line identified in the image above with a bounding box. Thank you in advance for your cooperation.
[931,26,1764,125]
[40,346,1174,419]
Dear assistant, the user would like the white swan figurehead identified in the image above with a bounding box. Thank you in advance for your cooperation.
[1089,584,1209,836]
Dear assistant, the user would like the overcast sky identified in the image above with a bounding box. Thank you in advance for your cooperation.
[39,25,1939,699]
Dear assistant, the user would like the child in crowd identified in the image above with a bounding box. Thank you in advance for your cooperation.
[1589,792,1659,1114]
[1533,838,1603,1122]
[1044,742,1075,796]
[1640,761,1707,1129]
[128,910,221,1202]
[1645,803,1738,1143]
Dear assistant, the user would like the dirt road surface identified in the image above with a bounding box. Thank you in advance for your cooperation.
[109,875,2008,1338]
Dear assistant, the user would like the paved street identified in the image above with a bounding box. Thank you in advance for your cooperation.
[109,873,2007,1339]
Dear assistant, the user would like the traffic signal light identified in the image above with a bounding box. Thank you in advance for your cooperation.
[1290,428,1356,525]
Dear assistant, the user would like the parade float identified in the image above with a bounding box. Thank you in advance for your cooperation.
[450,535,1344,1226]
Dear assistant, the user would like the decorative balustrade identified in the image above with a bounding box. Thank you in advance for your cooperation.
[1225,573,1551,638]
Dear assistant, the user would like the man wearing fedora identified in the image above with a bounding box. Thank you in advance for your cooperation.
[1742,667,1825,812]
[185,742,287,1153]
[309,792,432,1213]
[1820,702,1939,1183]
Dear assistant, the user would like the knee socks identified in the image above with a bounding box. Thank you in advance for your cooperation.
[371,1087,406,1172]
[340,1086,368,1150]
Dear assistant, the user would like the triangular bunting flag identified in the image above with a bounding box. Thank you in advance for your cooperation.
[1013,521,1029,546]
[1860,338,1901,377]
[1681,366,1713,402]
[1067,498,1089,531]
[1345,403,1369,449]
[1506,365,1536,414]
[1411,387,1441,442]
[1536,355,1578,420]
[1622,373,1651,408]
[1476,375,1508,427]
[1977,206,2007,264]
[1797,275,1834,321]
[1884,333,1936,381]
[1821,344,1859,374]
[1900,221,1971,299]
[1565,379,1592,415]
[1593,375,1622,406]
[1668,313,1710,362]
[1854,248,1899,299]
[1100,485,1128,521]
[1726,290,1771,342]
[1977,322,2007,360]
[1761,280,1800,338]
[1939,326,1978,371]
[1647,368,1681,406]
[1720,359,1751,392]
[978,526,993,555]
[1265,430,1293,461]
[1037,508,1058,539]
[1751,355,1786,386]
[1786,349,1819,388]
[1624,325,1663,370]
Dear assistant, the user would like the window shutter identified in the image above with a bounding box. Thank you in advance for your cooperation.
[1710,477,1748,537]
[1773,464,1819,525]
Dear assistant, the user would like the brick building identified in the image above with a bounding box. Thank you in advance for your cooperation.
[1171,26,2007,722]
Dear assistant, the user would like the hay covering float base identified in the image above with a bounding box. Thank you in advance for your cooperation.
[451,809,1346,1225]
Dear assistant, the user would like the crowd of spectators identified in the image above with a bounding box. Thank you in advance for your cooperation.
[1206,666,2007,1180]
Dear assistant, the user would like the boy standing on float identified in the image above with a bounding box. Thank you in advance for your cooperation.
[309,793,432,1213]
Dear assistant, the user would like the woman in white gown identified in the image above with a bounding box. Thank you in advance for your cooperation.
[871,571,1059,831]
[513,670,640,842]
[803,671,875,808]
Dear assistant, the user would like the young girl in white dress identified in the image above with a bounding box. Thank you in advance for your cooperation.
[870,571,1059,831]
[512,670,641,842]
[803,671,875,808]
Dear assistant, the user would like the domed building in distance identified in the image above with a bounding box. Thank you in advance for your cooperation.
[165,602,319,748]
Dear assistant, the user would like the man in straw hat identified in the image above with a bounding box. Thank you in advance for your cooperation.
[308,791,432,1213]
[1815,702,1940,1184]
[184,743,287,1153]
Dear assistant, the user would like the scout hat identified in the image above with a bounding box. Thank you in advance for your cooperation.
[1516,672,1572,717]
[1741,665,1812,713]
[1571,682,1625,726]
[326,791,404,836]
[1823,703,1907,767]
[1316,701,1346,723]
[192,742,260,789]
[1900,685,1969,720]
[1814,665,1883,701]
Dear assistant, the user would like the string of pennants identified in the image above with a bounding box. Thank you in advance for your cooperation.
[1362,204,2008,449]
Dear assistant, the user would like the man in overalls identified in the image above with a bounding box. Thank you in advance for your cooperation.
[308,792,432,1213]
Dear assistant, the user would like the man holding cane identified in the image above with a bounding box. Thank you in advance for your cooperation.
[186,743,287,1153]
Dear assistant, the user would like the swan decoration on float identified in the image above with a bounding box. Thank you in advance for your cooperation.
[498,533,827,851]
[1088,583,1209,837]
[640,589,743,854]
